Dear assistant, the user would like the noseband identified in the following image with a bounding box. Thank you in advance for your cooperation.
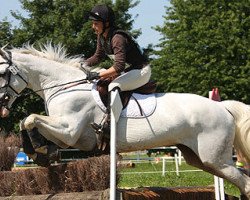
[0,51,28,109]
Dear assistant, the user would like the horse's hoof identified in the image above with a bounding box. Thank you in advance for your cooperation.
[47,145,60,162]
[238,167,250,177]
[34,144,60,164]
[33,153,51,167]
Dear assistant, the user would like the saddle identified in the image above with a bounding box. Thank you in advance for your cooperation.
[96,79,157,108]
[94,79,157,150]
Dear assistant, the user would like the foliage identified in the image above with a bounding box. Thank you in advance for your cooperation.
[0,0,140,133]
[0,20,12,47]
[11,0,140,56]
[152,0,250,103]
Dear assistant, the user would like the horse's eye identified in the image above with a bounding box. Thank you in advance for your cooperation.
[4,95,9,100]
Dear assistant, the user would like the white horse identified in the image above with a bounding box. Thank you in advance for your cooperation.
[0,44,250,198]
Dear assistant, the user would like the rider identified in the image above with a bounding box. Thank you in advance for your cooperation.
[82,4,151,137]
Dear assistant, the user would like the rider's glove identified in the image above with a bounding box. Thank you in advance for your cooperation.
[86,71,100,81]
[80,62,91,71]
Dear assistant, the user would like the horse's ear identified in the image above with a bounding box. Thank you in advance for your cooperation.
[0,48,6,58]
[0,44,9,60]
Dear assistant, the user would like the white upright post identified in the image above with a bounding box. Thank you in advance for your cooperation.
[110,89,122,200]
[214,176,225,200]
[162,157,166,176]
[174,153,179,176]
[178,149,182,165]
[214,176,220,200]
[209,89,224,200]
[219,177,225,200]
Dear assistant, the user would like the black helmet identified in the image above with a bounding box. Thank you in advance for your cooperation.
[89,4,115,26]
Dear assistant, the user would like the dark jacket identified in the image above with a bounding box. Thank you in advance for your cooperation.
[86,28,148,73]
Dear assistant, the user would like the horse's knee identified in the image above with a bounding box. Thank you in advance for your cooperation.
[65,133,77,147]
[20,114,37,130]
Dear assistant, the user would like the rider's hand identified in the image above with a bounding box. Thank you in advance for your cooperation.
[86,71,100,81]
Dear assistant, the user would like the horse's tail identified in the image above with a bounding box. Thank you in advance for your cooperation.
[222,100,250,163]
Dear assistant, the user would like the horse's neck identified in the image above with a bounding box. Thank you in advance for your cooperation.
[13,52,85,100]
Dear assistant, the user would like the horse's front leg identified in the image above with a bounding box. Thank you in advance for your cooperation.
[20,113,74,147]
[20,114,64,147]
[20,113,95,150]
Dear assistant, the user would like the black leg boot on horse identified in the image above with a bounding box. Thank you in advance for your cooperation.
[21,128,60,167]
[21,129,50,167]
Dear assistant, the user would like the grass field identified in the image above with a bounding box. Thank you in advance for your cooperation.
[118,152,241,198]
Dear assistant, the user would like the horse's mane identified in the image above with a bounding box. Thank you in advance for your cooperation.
[11,43,82,67]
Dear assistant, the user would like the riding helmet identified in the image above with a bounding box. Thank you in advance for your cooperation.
[89,4,115,26]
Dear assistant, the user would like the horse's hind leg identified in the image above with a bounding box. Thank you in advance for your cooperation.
[211,164,250,199]
[201,145,250,198]
[178,144,250,198]
[206,152,250,197]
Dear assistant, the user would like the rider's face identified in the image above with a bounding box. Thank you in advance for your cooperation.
[91,21,103,35]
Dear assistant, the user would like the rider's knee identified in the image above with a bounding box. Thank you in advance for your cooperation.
[108,82,121,92]
[141,65,151,77]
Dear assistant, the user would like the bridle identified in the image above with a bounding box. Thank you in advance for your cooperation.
[0,50,91,111]
[0,50,28,110]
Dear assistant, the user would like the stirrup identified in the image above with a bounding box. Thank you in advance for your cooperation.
[91,122,110,151]
[91,122,103,134]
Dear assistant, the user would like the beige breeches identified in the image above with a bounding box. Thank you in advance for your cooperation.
[108,65,151,92]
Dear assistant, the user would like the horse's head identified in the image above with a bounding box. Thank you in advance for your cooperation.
[0,43,92,118]
[0,47,28,118]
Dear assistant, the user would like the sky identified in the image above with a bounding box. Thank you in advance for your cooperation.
[0,0,169,48]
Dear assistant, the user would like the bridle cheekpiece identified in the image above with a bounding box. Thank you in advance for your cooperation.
[0,49,28,110]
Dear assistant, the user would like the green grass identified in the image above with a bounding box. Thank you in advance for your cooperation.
[118,155,241,198]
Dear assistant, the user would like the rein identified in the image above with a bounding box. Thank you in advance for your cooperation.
[28,79,89,95]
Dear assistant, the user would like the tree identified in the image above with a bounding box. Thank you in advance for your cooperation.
[152,0,250,103]
[11,0,140,56]
[0,0,141,132]
[0,20,12,47]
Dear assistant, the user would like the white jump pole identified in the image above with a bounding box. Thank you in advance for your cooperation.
[209,89,224,200]
[219,177,225,200]
[174,153,179,176]
[110,89,123,200]
[214,176,220,200]
[162,157,166,176]
[178,149,182,165]
[214,176,225,200]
